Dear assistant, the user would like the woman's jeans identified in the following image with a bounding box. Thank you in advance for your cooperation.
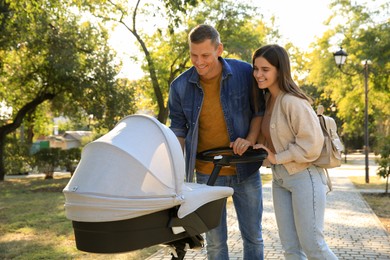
[271,164,338,260]
[196,171,264,260]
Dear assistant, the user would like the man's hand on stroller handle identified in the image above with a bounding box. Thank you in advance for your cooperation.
[230,138,252,156]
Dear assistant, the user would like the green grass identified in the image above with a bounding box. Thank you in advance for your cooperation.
[349,175,390,234]
[349,175,388,190]
[0,177,161,260]
[1,174,272,260]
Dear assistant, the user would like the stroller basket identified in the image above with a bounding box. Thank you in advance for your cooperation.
[72,199,225,253]
[63,114,233,254]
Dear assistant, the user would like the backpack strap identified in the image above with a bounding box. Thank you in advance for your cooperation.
[318,115,330,137]
[324,168,333,193]
[317,115,333,193]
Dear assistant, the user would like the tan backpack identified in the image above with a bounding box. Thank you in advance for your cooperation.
[313,115,344,169]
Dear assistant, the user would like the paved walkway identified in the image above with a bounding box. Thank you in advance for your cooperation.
[147,158,390,259]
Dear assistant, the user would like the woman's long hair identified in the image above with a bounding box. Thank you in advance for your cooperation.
[251,44,312,112]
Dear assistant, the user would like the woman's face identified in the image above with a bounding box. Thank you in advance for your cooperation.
[253,56,279,91]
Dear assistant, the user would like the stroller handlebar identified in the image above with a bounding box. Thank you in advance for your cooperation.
[196,147,268,186]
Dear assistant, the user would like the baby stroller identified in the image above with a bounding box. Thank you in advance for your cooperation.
[63,114,267,259]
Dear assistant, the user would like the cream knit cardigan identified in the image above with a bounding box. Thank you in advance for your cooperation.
[268,92,324,175]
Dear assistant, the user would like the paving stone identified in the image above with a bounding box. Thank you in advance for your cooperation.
[147,162,390,259]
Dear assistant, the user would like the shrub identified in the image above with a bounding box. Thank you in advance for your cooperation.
[60,148,81,176]
[376,135,390,193]
[33,148,62,179]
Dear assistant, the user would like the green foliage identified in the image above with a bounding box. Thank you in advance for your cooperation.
[2,0,388,181]
[60,148,81,176]
[305,0,389,151]
[29,102,54,138]
[32,147,82,178]
[4,136,32,175]
[0,0,137,180]
[376,135,390,193]
[126,0,277,118]
[79,0,279,122]
[33,148,62,179]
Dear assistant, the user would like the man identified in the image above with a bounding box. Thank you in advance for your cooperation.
[168,24,265,259]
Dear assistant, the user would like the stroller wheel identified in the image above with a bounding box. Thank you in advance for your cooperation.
[167,241,187,260]
[170,245,186,260]
[169,234,204,260]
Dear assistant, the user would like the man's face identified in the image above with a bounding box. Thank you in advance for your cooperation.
[189,39,223,80]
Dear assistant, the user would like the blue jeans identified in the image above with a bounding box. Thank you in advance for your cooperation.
[271,164,338,260]
[196,171,264,260]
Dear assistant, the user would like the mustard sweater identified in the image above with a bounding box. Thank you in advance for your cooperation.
[196,74,236,175]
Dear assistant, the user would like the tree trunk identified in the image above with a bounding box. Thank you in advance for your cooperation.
[0,93,55,181]
[158,106,169,125]
[0,136,6,181]
[44,171,54,179]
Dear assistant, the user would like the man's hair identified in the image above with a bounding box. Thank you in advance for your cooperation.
[188,24,221,47]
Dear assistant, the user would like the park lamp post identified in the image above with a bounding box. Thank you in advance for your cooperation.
[333,47,370,183]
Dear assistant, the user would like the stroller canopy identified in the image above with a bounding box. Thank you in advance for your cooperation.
[63,114,233,222]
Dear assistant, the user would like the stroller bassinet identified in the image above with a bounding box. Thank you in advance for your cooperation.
[63,114,235,255]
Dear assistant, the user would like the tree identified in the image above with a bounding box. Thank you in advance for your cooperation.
[304,0,389,151]
[0,0,132,181]
[79,0,278,123]
[76,0,200,123]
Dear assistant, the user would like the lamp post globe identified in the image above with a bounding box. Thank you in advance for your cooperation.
[333,47,348,67]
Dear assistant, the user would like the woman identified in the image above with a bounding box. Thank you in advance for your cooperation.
[252,44,338,260]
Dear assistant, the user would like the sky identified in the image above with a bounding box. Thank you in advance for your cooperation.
[110,0,334,79]
[254,0,333,50]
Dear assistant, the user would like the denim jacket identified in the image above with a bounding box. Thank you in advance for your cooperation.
[168,57,264,182]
